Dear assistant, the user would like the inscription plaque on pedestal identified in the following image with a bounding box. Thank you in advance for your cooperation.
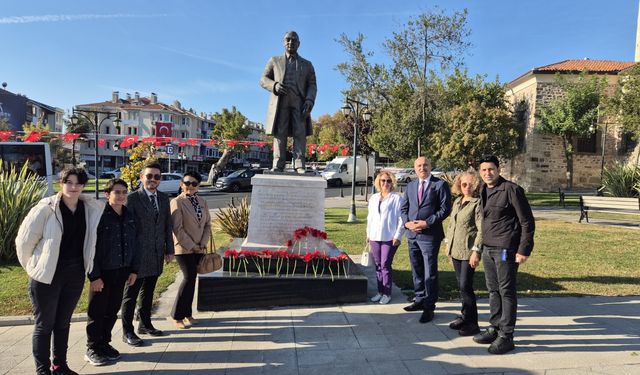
[242,174,326,249]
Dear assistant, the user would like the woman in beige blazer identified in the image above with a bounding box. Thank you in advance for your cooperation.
[170,171,211,329]
[445,170,482,337]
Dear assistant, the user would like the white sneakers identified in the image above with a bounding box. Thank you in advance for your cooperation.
[371,293,391,304]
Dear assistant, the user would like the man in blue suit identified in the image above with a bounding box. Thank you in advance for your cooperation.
[401,157,452,323]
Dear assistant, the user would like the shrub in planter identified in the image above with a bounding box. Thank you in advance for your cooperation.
[0,161,48,262]
[214,196,249,240]
[599,162,640,197]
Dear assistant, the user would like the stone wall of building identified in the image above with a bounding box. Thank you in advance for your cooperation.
[504,78,623,192]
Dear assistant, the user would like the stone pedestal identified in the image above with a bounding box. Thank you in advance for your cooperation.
[242,174,326,249]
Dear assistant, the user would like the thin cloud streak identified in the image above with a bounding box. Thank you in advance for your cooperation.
[158,46,260,75]
[0,13,168,25]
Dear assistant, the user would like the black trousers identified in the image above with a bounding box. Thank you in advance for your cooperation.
[28,258,85,373]
[451,258,478,326]
[121,275,158,333]
[482,246,519,337]
[171,253,203,320]
[86,268,129,349]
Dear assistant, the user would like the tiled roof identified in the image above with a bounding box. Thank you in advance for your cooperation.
[75,97,205,119]
[532,60,637,74]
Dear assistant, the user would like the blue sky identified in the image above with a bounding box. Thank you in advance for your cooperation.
[1,0,638,124]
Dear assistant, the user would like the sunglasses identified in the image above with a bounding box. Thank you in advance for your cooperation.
[380,179,392,183]
[111,190,128,195]
[461,182,473,188]
[145,174,162,180]
[182,181,199,187]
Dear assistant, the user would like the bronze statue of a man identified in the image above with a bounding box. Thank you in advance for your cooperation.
[260,31,317,173]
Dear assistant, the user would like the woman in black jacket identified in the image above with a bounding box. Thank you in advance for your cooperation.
[84,179,139,366]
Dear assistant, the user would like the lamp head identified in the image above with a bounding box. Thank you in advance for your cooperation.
[362,108,372,122]
[341,103,351,118]
[70,114,79,126]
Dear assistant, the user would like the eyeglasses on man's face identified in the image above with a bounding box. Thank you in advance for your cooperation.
[182,181,199,187]
[145,174,162,180]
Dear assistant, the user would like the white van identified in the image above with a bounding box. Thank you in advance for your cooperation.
[0,142,54,195]
[321,156,375,186]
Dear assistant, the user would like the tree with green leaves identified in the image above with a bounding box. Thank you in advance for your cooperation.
[431,70,520,169]
[538,72,606,189]
[610,64,640,165]
[312,112,348,161]
[337,8,471,158]
[206,106,250,184]
[121,142,157,191]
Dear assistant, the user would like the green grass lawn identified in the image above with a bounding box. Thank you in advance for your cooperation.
[325,208,640,299]
[2,207,638,316]
[0,230,229,317]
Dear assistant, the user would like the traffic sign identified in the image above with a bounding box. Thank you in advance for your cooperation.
[166,145,175,155]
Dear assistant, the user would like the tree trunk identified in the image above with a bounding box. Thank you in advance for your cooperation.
[207,148,235,185]
[562,136,574,189]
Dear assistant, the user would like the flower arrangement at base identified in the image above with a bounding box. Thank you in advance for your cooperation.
[222,226,351,280]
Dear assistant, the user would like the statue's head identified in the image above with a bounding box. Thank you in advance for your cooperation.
[283,31,300,54]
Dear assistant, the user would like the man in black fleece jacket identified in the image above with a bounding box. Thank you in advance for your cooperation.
[85,179,139,366]
[473,155,535,355]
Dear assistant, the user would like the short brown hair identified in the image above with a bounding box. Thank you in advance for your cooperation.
[59,167,89,185]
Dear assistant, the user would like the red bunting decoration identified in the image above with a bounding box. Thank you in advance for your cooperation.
[178,141,187,147]
[331,144,340,153]
[254,141,267,147]
[226,140,238,148]
[186,139,199,146]
[307,144,317,153]
[24,131,48,142]
[62,132,81,143]
[341,147,350,156]
[97,139,106,148]
[0,131,13,141]
[204,139,217,146]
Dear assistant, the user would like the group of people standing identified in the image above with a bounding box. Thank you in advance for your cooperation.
[366,154,535,355]
[16,161,211,375]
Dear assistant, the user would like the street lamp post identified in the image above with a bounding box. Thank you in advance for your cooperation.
[70,109,121,199]
[341,97,372,223]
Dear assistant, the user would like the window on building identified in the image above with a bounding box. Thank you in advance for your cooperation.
[620,132,638,155]
[152,128,156,136]
[127,127,137,135]
[575,131,599,154]
[129,111,139,121]
[105,126,110,134]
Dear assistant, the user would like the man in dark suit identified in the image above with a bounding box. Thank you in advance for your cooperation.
[260,30,317,173]
[121,162,174,346]
[401,157,452,323]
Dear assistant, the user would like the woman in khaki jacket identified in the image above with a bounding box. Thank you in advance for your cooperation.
[445,170,482,337]
[170,172,211,329]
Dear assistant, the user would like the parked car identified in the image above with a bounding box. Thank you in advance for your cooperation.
[156,172,183,196]
[100,169,122,179]
[215,169,263,192]
[394,168,417,183]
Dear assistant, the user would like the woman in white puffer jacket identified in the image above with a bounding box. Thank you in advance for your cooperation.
[15,167,104,375]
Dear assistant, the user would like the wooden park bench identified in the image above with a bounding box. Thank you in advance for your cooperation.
[559,187,598,207]
[579,196,640,223]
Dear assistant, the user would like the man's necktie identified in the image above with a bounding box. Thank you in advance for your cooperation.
[150,194,159,215]
[418,180,425,205]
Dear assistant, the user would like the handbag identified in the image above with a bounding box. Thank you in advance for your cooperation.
[197,233,222,274]
[360,241,372,267]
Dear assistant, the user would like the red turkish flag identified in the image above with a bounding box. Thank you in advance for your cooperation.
[62,132,81,143]
[204,139,217,146]
[156,122,172,138]
[178,141,187,147]
[24,131,47,142]
[341,147,350,156]
[186,139,198,146]
[97,139,106,148]
[0,131,14,141]
[226,140,238,148]
[331,144,340,153]
[120,136,139,148]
